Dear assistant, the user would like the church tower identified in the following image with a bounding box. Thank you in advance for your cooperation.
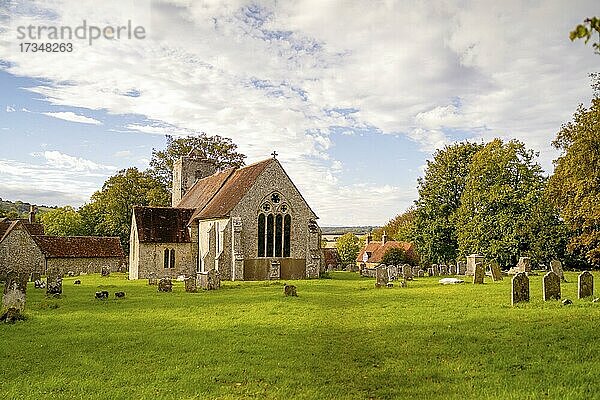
[171,150,217,207]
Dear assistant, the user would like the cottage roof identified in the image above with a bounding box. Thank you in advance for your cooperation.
[0,219,45,242]
[32,236,125,258]
[356,241,415,264]
[132,206,195,243]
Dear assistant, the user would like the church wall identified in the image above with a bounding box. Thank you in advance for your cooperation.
[232,160,321,280]
[0,226,45,276]
[136,242,195,279]
[46,257,123,275]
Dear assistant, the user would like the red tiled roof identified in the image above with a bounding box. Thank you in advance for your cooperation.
[176,168,235,209]
[191,158,274,220]
[356,241,415,264]
[133,206,195,243]
[0,220,44,241]
[32,236,125,258]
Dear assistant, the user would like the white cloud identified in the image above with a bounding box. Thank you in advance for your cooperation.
[6,106,15,112]
[42,111,102,125]
[30,151,116,171]
[113,150,132,158]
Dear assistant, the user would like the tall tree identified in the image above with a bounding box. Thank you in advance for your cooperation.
[455,139,548,266]
[413,142,483,264]
[372,207,416,243]
[336,233,361,266]
[570,17,600,54]
[149,134,246,188]
[39,206,85,236]
[80,168,170,249]
[548,94,600,267]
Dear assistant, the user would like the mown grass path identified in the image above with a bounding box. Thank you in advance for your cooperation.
[1,271,599,399]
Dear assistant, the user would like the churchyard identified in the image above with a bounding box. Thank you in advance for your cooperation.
[1,271,599,399]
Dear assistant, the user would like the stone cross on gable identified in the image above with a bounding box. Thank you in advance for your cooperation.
[271,151,278,158]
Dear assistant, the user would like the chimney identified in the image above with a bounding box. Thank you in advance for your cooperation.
[382,230,387,244]
[28,205,36,223]
[366,230,372,245]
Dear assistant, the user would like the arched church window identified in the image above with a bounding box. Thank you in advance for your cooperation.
[257,192,292,258]
[275,214,283,257]
[284,214,291,257]
[163,249,169,269]
[170,249,176,269]
[266,214,274,257]
[258,213,265,257]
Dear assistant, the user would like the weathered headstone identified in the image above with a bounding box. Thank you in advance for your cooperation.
[466,254,484,276]
[412,266,420,276]
[473,263,485,284]
[550,260,566,282]
[449,265,457,275]
[427,268,434,277]
[578,271,594,299]
[269,260,281,280]
[402,264,413,281]
[34,280,45,289]
[199,269,220,290]
[387,265,398,281]
[115,292,126,298]
[46,268,63,296]
[417,270,424,278]
[101,266,110,277]
[375,266,389,288]
[184,276,197,293]
[148,272,158,286]
[543,271,561,301]
[1,269,29,323]
[158,278,173,292]
[284,284,298,297]
[439,265,448,276]
[95,291,109,300]
[512,272,530,305]
[490,261,503,282]
[457,261,466,275]
[432,264,439,276]
[562,299,573,305]
[516,257,531,273]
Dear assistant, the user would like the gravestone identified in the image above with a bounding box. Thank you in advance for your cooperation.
[543,271,561,301]
[184,276,197,293]
[457,261,466,275]
[402,264,413,281]
[412,266,420,276]
[473,263,485,284]
[34,280,45,289]
[284,284,298,297]
[417,270,424,278]
[550,260,565,282]
[115,292,125,298]
[30,272,41,282]
[490,261,503,281]
[157,278,173,292]
[439,265,448,276]
[432,264,439,276]
[512,272,530,305]
[1,269,29,323]
[449,265,457,275]
[466,254,484,276]
[578,271,594,299]
[516,257,531,273]
[46,268,63,296]
[73,280,81,285]
[199,269,220,290]
[375,266,389,288]
[101,266,110,277]
[427,268,434,277]
[387,265,398,281]
[269,261,281,280]
[95,291,109,300]
[148,272,158,286]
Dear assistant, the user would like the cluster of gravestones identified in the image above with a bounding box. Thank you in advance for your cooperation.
[512,271,596,306]
[95,291,125,300]
[152,270,221,293]
[374,266,408,288]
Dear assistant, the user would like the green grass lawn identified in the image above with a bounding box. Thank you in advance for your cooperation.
[1,271,599,400]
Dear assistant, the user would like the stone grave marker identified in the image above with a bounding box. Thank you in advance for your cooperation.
[432,264,439,276]
[550,260,565,282]
[1,269,29,322]
[148,272,158,286]
[284,284,298,297]
[184,276,197,293]
[512,272,530,305]
[473,263,485,284]
[412,266,420,276]
[115,292,125,298]
[440,265,448,275]
[34,280,45,289]
[490,260,503,281]
[417,270,424,278]
[449,265,457,275]
[387,265,398,281]
[30,272,41,282]
[427,268,434,277]
[101,266,110,277]
[375,266,389,288]
[516,257,531,273]
[199,269,220,290]
[46,268,63,296]
[543,271,561,301]
[402,264,413,281]
[578,271,594,299]
[466,254,484,276]
[158,278,173,292]
[95,291,109,300]
[457,261,466,275]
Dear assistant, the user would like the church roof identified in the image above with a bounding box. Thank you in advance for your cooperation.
[0,219,45,243]
[187,158,275,220]
[356,241,415,264]
[32,236,125,258]
[133,206,195,243]
[177,168,235,210]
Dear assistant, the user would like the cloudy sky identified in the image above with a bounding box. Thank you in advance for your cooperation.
[0,0,597,226]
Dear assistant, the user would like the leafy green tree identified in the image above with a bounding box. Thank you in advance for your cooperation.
[80,168,170,249]
[336,233,361,266]
[413,142,483,264]
[548,95,600,267]
[372,207,416,242]
[381,247,406,266]
[455,139,548,266]
[150,134,246,188]
[570,17,600,54]
[39,206,85,236]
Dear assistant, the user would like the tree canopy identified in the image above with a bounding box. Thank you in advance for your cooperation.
[336,233,361,266]
[381,247,407,266]
[39,206,86,236]
[570,16,600,54]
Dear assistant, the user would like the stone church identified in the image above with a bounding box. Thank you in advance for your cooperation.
[129,153,322,281]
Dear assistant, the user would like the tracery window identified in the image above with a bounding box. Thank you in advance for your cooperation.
[257,192,291,258]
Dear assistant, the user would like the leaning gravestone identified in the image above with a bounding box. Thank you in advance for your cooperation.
[473,263,485,284]
[157,278,173,292]
[550,260,566,282]
[375,266,389,288]
[578,271,594,299]
[512,272,530,305]
[1,269,29,322]
[490,261,503,282]
[46,268,63,296]
[199,269,220,290]
[466,254,484,276]
[148,272,158,286]
[543,271,561,301]
[184,276,197,293]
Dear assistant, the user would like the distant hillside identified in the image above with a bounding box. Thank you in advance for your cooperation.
[0,198,56,218]
[321,226,377,235]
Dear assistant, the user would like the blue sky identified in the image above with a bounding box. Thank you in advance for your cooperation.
[0,0,598,226]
